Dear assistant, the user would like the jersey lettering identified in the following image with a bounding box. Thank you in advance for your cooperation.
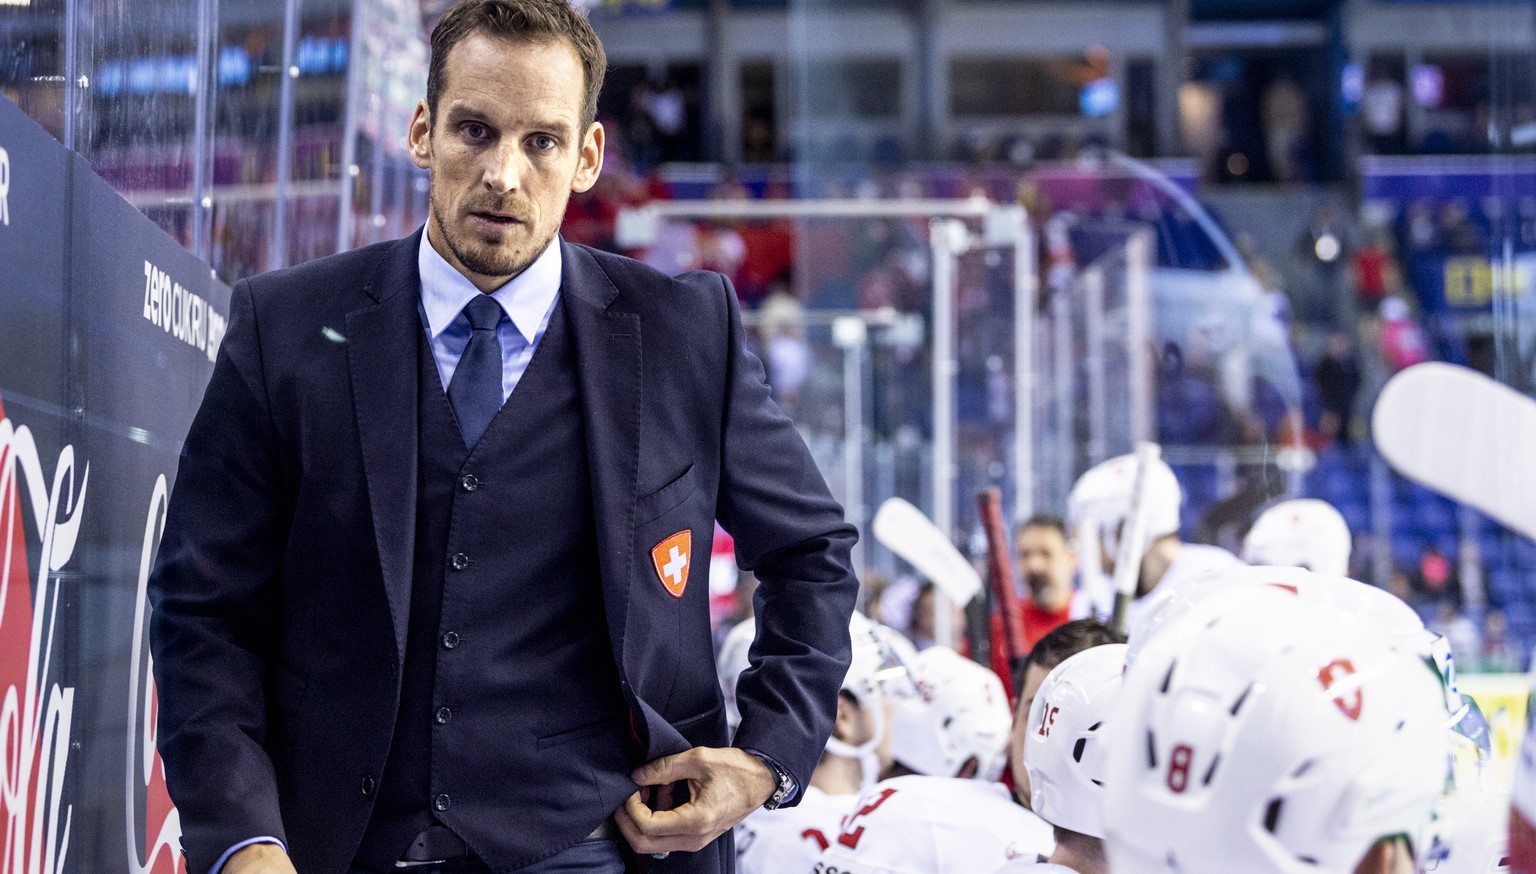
[802,828,830,851]
[836,787,899,849]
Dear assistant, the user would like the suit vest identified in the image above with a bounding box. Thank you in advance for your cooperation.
[357,298,634,872]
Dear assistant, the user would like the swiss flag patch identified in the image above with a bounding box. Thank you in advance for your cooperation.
[651,530,692,598]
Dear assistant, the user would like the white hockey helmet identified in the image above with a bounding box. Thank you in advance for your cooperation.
[888,645,1012,781]
[1103,585,1451,874]
[1280,568,1464,718]
[824,612,901,774]
[1023,643,1129,839]
[716,619,757,734]
[1241,499,1353,577]
[1068,452,1183,560]
[719,612,900,745]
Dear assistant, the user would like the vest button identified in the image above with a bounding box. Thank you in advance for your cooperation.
[361,776,376,797]
[436,707,452,725]
[451,552,470,570]
[434,794,451,812]
[460,474,480,492]
[442,632,459,649]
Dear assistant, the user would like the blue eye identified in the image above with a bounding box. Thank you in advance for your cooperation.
[463,123,489,140]
[531,135,556,150]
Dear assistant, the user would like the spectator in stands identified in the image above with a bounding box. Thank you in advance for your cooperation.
[1014,515,1081,651]
[757,280,811,408]
[1472,608,1524,673]
[1440,199,1488,256]
[1417,545,1458,606]
[1315,331,1362,447]
[1352,228,1395,315]
[643,74,689,162]
[1378,295,1429,372]
[1294,203,1350,328]
[1403,199,1442,258]
[1261,76,1310,183]
[1429,601,1481,668]
[1361,65,1406,154]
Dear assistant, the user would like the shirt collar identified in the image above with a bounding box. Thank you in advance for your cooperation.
[417,229,563,345]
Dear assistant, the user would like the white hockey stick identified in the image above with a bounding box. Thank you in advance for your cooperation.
[1109,441,1163,631]
[871,497,983,605]
[1372,362,1536,541]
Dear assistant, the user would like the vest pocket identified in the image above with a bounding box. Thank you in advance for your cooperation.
[536,713,625,750]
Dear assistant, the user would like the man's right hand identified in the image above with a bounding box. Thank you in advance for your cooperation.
[224,843,298,874]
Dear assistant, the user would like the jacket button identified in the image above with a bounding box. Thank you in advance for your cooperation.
[460,474,480,492]
[442,632,459,649]
[451,553,470,570]
[436,707,452,725]
[434,794,451,812]
[361,776,376,797]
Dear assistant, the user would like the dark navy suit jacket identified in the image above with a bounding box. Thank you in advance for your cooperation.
[148,230,859,874]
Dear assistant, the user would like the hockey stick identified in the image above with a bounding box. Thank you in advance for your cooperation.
[1109,442,1164,632]
[976,488,1028,676]
[1372,362,1536,542]
[871,497,983,605]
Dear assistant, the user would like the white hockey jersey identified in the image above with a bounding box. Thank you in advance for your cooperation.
[1073,544,1243,627]
[734,785,853,874]
[810,775,1055,874]
[1124,542,1243,630]
[991,863,1077,874]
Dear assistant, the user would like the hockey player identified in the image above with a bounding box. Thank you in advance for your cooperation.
[1007,619,1127,808]
[1241,498,1353,576]
[720,613,902,874]
[812,646,1055,873]
[1102,584,1451,874]
[993,642,1129,874]
[1066,451,1241,627]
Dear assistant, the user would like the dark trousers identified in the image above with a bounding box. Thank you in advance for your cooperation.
[350,839,626,874]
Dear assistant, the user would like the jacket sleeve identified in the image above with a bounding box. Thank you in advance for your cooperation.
[709,273,860,800]
[148,277,290,873]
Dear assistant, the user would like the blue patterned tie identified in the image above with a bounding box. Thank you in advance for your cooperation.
[448,294,504,447]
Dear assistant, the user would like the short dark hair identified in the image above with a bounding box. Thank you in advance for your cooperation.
[1017,513,1068,539]
[427,0,607,129]
[1016,618,1125,688]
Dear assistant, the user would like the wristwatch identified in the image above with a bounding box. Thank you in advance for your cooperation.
[752,752,797,810]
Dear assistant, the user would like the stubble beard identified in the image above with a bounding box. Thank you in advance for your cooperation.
[427,169,567,283]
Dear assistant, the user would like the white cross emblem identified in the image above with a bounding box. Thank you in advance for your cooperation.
[662,546,688,587]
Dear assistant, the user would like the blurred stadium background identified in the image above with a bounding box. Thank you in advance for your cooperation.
[6,0,1536,758]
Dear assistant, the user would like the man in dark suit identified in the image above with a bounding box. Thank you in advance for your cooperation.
[146,1,859,872]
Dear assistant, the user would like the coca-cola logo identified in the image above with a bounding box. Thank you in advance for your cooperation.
[126,474,184,874]
[0,396,84,874]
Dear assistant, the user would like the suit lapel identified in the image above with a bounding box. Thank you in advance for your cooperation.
[561,241,641,665]
[346,230,424,666]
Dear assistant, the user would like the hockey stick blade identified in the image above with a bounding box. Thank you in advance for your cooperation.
[872,497,984,604]
[1372,362,1536,541]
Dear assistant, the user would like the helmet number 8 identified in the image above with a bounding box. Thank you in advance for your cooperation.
[1166,743,1194,793]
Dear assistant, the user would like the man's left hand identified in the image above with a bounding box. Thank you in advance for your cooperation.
[615,746,776,856]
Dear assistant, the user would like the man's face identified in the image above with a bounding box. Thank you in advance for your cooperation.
[1006,661,1052,808]
[1016,525,1076,612]
[409,33,604,291]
